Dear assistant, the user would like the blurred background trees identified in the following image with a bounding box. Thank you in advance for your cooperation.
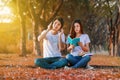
[0,0,120,56]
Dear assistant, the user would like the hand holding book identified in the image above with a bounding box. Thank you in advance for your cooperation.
[79,51,93,57]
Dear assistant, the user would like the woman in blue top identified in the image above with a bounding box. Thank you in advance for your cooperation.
[66,19,93,69]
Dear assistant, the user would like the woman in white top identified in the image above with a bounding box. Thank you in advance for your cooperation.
[66,19,93,69]
[34,17,68,69]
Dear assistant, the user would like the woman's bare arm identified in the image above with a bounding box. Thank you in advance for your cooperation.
[38,22,52,41]
[78,42,90,52]
[58,29,66,51]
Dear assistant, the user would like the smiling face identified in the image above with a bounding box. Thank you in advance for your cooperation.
[74,23,81,34]
[52,19,62,31]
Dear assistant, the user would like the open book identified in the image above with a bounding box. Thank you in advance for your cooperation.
[67,36,80,46]
[82,53,93,57]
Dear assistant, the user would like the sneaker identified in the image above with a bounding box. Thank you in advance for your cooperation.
[86,65,94,70]
[64,66,72,70]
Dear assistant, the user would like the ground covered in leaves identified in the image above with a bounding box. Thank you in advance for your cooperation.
[0,54,120,80]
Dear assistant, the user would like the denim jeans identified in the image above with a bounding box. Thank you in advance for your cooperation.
[34,57,68,69]
[66,54,90,68]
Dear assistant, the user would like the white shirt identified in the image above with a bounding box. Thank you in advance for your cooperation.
[40,30,65,58]
[66,34,90,56]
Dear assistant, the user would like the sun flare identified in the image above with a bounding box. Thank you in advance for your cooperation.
[0,0,14,23]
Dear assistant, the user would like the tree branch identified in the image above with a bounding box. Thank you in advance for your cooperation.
[28,0,37,20]
[38,0,48,17]
[47,0,63,24]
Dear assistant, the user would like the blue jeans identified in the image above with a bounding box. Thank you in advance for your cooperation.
[66,54,90,68]
[34,57,68,69]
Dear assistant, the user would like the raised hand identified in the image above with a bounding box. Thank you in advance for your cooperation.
[47,22,52,31]
[59,28,64,35]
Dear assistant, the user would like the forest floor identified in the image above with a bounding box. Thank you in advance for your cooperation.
[0,53,120,80]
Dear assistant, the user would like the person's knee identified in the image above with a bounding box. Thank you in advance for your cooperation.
[85,55,91,61]
[66,54,72,59]
[63,58,68,64]
[34,58,41,65]
[60,58,68,65]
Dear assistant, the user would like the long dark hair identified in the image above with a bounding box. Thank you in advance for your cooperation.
[70,19,84,39]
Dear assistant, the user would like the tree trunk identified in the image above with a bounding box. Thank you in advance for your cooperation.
[117,1,120,56]
[113,0,120,56]
[18,0,27,56]
[33,17,41,56]
[117,26,120,56]
[20,15,26,56]
[107,0,120,56]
